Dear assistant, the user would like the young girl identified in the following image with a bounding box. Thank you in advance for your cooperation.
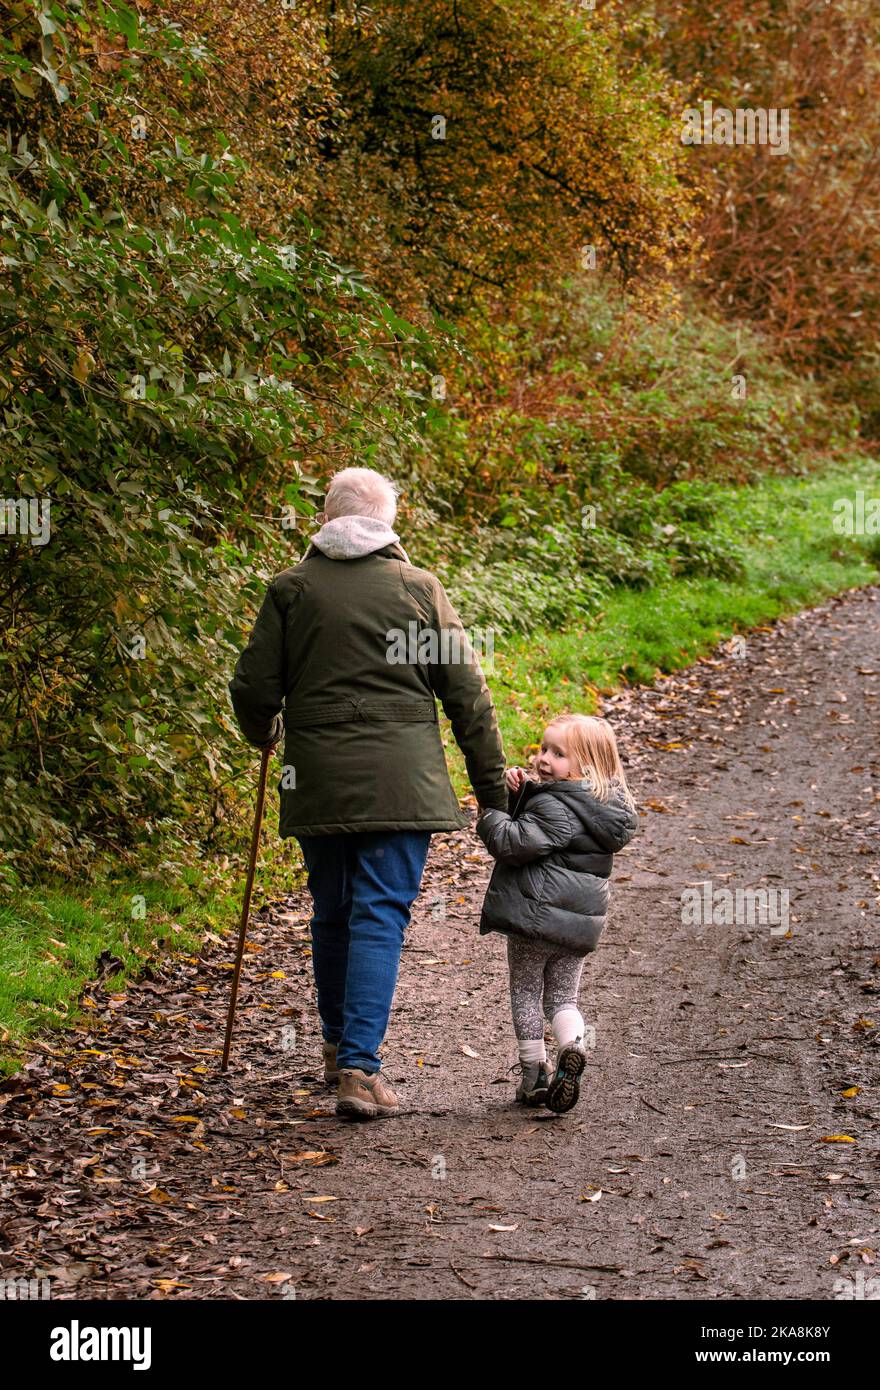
[476,715,637,1113]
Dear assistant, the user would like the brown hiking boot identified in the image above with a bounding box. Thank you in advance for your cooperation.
[336,1067,399,1120]
[322,1041,339,1086]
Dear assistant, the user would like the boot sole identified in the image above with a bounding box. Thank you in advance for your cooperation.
[545,1047,586,1113]
[335,1097,398,1120]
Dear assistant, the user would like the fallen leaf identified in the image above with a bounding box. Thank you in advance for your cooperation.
[72,347,96,384]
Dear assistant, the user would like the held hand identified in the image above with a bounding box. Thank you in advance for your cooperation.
[258,713,284,751]
[505,766,527,791]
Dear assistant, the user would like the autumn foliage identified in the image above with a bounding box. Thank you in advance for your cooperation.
[0,0,874,868]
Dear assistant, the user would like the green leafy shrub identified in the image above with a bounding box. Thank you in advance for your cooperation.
[0,4,443,874]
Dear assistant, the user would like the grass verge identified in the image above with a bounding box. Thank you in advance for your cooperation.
[0,872,240,1077]
[442,459,880,786]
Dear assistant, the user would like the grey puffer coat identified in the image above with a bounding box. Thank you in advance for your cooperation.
[476,777,638,953]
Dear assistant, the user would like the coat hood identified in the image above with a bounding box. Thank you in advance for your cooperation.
[308,514,411,562]
[531,779,638,853]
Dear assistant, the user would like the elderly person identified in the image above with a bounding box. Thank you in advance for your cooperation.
[229,467,508,1119]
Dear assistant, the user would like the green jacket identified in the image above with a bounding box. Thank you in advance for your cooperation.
[228,529,508,836]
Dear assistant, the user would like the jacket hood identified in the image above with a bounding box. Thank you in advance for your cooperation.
[309,514,411,562]
[534,779,638,852]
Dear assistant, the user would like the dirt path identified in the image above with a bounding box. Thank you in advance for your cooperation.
[2,587,878,1301]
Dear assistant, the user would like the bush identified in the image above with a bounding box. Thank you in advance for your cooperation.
[0,4,443,872]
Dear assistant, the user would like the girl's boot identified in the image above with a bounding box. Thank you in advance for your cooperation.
[545,1038,588,1113]
[511,1059,549,1107]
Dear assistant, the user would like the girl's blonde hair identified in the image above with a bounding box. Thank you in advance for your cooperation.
[535,714,635,809]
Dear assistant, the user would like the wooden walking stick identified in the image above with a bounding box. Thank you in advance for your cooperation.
[222,742,274,1071]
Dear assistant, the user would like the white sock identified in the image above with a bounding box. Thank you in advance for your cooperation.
[518,1038,547,1065]
[551,1007,584,1049]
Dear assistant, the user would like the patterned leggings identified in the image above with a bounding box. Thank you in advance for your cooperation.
[506,935,587,1040]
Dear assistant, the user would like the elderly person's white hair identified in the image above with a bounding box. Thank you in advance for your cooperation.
[323,467,400,524]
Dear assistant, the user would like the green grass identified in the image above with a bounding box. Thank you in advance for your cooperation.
[3,457,877,1076]
[441,459,880,783]
[0,871,240,1077]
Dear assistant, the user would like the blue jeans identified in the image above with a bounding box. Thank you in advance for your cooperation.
[294,830,432,1073]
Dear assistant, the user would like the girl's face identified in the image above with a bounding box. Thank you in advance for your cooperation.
[534,726,576,781]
